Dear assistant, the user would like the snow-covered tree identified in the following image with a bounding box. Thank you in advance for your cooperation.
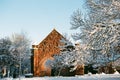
[52,38,74,75]
[87,23,120,66]
[52,37,90,75]
[0,37,12,71]
[9,32,31,76]
[70,0,120,68]
[86,0,120,23]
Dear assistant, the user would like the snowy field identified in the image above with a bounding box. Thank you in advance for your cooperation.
[1,74,120,80]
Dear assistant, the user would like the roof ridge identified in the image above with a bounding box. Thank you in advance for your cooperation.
[38,28,63,45]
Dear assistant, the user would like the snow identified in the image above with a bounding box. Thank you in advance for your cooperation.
[1,74,120,80]
[101,72,106,75]
[24,73,33,76]
[88,72,92,76]
[114,71,119,74]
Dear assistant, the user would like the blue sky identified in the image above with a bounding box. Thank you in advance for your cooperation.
[0,0,84,44]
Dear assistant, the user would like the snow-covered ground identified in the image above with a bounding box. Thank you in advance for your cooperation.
[1,74,120,80]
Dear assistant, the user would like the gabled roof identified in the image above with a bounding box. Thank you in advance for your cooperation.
[34,29,65,56]
[38,29,64,46]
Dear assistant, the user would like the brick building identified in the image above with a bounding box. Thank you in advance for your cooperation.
[31,29,64,76]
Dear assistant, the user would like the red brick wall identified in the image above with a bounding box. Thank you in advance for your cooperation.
[32,29,64,76]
